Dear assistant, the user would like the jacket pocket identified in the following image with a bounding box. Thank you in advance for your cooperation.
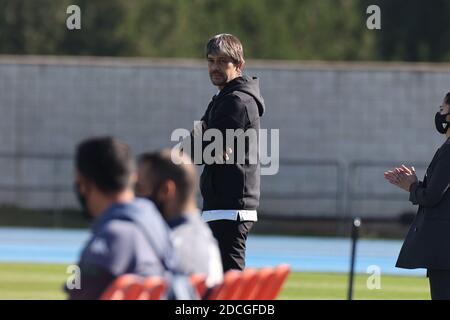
[214,164,245,200]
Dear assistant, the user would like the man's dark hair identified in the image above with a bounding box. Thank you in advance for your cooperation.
[206,33,245,65]
[138,150,196,205]
[75,136,135,194]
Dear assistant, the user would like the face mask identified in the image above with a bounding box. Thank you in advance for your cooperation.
[435,111,450,134]
[74,182,92,221]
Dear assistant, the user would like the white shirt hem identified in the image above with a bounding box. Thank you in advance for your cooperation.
[201,210,258,222]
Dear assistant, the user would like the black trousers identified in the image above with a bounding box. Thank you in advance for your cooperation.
[427,269,450,300]
[207,219,255,273]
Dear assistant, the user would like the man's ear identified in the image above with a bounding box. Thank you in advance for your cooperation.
[130,172,138,188]
[158,180,177,201]
[76,174,88,194]
[236,61,245,74]
[167,180,177,201]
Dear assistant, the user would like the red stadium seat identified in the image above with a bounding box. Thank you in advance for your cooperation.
[259,264,291,300]
[100,264,291,300]
[100,274,167,300]
[229,268,258,300]
[246,267,276,300]
[100,274,142,300]
[123,282,145,300]
[206,265,291,301]
[141,277,167,300]
[190,274,207,299]
[207,270,241,300]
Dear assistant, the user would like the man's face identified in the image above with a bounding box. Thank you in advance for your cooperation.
[207,53,242,88]
[136,162,185,222]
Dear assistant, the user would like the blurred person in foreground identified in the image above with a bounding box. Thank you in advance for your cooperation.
[136,149,223,288]
[67,137,176,300]
[385,92,450,300]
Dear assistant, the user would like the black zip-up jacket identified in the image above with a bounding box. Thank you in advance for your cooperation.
[194,75,265,211]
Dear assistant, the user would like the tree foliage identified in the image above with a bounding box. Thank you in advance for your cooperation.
[0,0,448,62]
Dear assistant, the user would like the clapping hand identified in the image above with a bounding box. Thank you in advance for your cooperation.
[384,164,418,192]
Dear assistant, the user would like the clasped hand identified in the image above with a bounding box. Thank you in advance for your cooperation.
[384,164,418,192]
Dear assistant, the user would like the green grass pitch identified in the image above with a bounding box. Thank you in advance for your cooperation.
[0,263,430,300]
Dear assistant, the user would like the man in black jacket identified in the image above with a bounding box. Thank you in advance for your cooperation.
[188,34,265,272]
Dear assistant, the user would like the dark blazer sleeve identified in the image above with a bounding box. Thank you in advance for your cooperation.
[409,145,450,207]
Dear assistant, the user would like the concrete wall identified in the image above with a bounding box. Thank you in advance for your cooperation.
[1,56,449,219]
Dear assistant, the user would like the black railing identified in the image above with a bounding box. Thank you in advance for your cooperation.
[262,158,347,219]
[0,153,425,223]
